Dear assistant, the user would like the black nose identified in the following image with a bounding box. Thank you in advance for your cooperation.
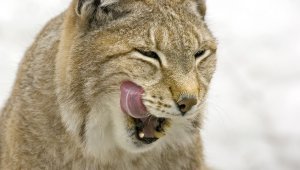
[177,96,197,116]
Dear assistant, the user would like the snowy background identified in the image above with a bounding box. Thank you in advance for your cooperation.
[0,0,299,170]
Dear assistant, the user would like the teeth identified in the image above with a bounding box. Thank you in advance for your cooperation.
[139,131,145,139]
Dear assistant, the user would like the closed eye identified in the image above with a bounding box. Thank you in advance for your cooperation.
[136,49,160,62]
[194,49,211,60]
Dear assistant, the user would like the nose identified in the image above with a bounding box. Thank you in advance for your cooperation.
[177,96,197,116]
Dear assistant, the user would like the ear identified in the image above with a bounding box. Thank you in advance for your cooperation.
[76,0,119,15]
[197,0,206,17]
[75,0,126,26]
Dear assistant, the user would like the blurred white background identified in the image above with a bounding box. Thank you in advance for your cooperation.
[0,0,299,170]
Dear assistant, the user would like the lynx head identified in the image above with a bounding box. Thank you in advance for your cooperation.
[56,0,217,158]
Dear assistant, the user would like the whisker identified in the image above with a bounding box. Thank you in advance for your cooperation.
[142,99,155,104]
[143,105,157,109]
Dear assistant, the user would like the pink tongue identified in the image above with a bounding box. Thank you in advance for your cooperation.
[120,81,148,119]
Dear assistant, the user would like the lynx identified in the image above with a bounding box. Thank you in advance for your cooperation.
[0,0,217,169]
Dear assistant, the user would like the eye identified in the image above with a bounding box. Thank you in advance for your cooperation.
[136,49,160,61]
[194,50,206,59]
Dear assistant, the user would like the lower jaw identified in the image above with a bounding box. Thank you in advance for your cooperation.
[127,116,169,145]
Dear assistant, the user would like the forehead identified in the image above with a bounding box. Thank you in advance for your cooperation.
[148,20,203,54]
[95,0,214,52]
[141,5,211,53]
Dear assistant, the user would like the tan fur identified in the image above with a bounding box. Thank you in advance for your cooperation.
[0,0,217,169]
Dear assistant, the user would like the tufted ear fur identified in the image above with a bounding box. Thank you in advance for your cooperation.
[75,0,129,27]
[76,0,119,15]
[197,0,206,17]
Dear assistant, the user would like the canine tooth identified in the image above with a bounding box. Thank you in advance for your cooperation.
[139,132,145,139]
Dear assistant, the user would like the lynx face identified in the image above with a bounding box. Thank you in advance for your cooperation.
[56,0,216,155]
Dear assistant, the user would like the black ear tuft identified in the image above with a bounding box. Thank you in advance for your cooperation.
[198,0,206,17]
[77,0,85,15]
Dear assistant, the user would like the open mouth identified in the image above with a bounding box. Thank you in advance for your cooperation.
[120,81,169,144]
[133,116,167,144]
